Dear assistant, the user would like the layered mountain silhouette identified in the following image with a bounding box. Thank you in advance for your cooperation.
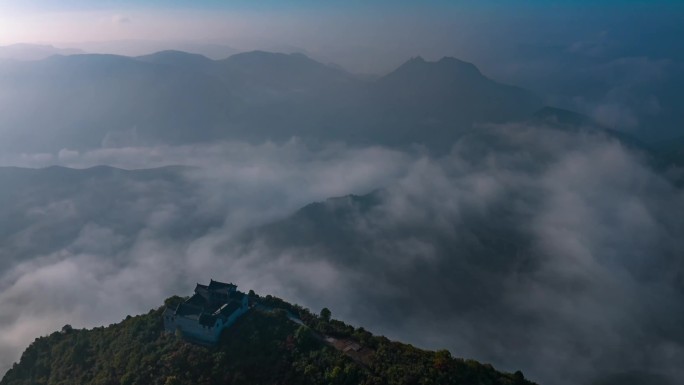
[0,51,542,152]
[0,44,85,61]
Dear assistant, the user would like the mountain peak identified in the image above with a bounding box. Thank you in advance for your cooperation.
[136,50,214,68]
[138,50,211,61]
[382,55,485,86]
[1,291,536,385]
[218,50,351,89]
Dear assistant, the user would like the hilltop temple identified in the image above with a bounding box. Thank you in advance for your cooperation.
[163,279,249,344]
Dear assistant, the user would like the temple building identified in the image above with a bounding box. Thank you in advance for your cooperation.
[163,279,249,344]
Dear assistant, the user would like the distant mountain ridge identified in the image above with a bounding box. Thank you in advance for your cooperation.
[0,50,543,152]
[0,44,85,61]
[530,106,653,152]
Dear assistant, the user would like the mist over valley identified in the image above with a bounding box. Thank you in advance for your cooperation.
[0,2,683,384]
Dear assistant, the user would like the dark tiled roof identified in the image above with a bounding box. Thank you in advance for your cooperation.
[208,279,237,290]
[186,293,208,307]
[194,284,212,303]
[175,303,203,317]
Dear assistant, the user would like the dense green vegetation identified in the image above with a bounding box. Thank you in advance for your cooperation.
[1,293,535,385]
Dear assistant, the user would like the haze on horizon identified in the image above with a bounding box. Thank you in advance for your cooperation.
[1,0,682,75]
[2,0,683,141]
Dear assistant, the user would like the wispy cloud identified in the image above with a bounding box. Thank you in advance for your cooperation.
[111,14,131,25]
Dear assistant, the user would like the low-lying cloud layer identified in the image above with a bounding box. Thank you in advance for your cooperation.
[0,126,682,385]
[0,140,414,373]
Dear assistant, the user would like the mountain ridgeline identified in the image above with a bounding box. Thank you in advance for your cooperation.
[0,50,542,152]
[0,292,534,385]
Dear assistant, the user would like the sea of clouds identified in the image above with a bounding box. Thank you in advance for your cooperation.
[0,124,682,385]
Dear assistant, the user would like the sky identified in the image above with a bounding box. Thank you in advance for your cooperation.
[1,0,682,74]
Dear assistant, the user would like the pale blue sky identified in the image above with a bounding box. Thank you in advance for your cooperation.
[0,0,681,73]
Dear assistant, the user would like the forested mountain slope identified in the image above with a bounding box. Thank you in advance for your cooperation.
[1,293,533,385]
